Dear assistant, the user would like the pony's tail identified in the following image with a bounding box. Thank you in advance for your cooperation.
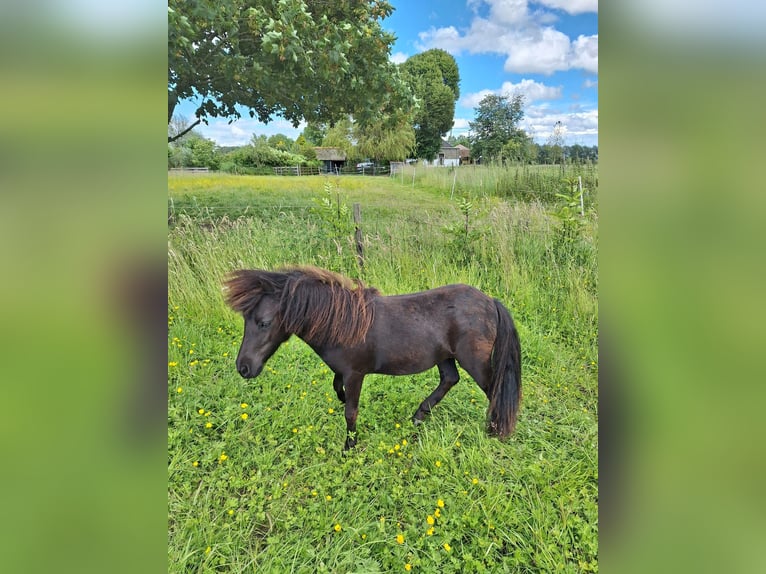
[487,299,522,439]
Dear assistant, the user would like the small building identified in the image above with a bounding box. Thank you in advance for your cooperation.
[455,144,471,163]
[424,139,461,167]
[314,147,347,173]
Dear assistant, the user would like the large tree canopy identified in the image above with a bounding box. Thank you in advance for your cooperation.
[401,49,460,160]
[469,93,526,162]
[168,0,411,142]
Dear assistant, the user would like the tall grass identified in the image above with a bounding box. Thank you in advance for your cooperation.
[396,162,598,209]
[168,173,598,573]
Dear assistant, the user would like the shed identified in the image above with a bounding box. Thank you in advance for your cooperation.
[315,147,347,173]
[425,140,461,167]
[455,144,471,163]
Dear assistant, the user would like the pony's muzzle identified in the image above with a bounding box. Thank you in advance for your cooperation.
[237,360,262,379]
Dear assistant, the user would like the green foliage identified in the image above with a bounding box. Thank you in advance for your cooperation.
[355,116,415,162]
[168,173,597,573]
[469,94,526,162]
[310,180,357,274]
[168,0,411,130]
[322,117,359,162]
[401,49,460,160]
[442,197,489,264]
[167,132,220,169]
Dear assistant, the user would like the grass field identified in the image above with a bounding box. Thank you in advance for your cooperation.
[168,171,598,572]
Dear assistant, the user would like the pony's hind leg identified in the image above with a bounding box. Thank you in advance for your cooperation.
[413,359,460,425]
[332,372,346,403]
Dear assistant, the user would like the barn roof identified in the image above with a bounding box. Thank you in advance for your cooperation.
[314,147,347,161]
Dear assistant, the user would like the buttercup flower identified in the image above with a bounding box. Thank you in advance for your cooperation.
[437,499,445,508]
[443,543,451,552]
[334,524,342,532]
[426,515,435,526]
[396,534,404,544]
[405,564,412,571]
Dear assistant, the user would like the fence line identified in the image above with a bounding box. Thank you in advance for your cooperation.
[169,167,209,173]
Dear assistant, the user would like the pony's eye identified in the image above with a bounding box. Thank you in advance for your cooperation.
[257,320,272,329]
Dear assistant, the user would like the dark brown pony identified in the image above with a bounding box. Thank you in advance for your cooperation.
[224,266,521,450]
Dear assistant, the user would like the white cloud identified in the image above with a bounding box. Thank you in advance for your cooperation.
[390,51,409,64]
[583,78,598,89]
[416,0,598,75]
[569,35,598,74]
[524,105,598,144]
[460,79,563,108]
[453,118,472,130]
[534,0,598,15]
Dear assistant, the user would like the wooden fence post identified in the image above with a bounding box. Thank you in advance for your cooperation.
[353,203,364,270]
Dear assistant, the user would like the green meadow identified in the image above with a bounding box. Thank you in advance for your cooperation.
[168,169,598,573]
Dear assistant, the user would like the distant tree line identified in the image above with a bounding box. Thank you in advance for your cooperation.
[169,1,595,170]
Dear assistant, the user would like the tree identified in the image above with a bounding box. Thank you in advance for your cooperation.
[547,121,565,164]
[301,122,327,147]
[168,0,412,142]
[321,117,357,161]
[401,49,460,160]
[355,116,415,162]
[469,94,526,162]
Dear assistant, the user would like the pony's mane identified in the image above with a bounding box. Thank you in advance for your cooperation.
[224,266,379,347]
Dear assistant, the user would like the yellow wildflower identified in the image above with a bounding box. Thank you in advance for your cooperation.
[219,452,228,462]
[326,495,332,501]
[437,499,444,508]
[198,408,205,415]
[311,490,318,496]
[405,564,412,571]
[396,534,404,544]
[334,524,342,532]
[241,413,248,420]
[176,387,183,393]
[434,509,441,518]
[426,515,435,525]
[435,461,441,468]
[241,403,248,408]
[472,477,479,485]
[205,422,212,429]
[426,527,434,536]
[227,509,234,516]
[168,362,178,367]
[192,461,199,467]
[205,546,211,554]
[328,408,334,414]
[443,543,452,552]
[401,439,408,446]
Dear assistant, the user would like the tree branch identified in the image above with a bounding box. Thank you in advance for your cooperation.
[168,118,202,143]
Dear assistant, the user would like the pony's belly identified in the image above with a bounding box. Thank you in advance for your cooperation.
[373,351,448,376]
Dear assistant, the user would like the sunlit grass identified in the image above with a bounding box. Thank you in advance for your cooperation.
[168,171,598,573]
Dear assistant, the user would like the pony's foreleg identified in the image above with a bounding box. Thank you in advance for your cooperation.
[332,372,346,403]
[413,359,460,425]
[343,373,364,450]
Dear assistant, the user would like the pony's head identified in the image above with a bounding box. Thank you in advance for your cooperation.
[224,266,377,378]
[223,269,291,379]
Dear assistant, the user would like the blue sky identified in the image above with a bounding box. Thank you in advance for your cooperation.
[177,0,598,148]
